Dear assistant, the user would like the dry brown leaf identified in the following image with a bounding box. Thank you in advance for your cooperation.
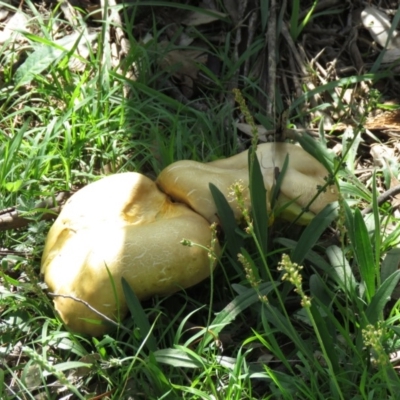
[0,11,28,44]
[235,122,268,141]
[223,0,239,23]
[370,143,400,208]
[389,173,400,208]
[382,48,400,64]
[365,109,400,132]
[0,0,10,21]
[370,143,395,167]
[361,6,400,49]
[180,9,227,26]
[158,41,208,97]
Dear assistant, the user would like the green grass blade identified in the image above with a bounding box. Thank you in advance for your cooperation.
[353,209,376,301]
[381,248,400,282]
[289,73,391,114]
[309,276,340,374]
[295,0,318,38]
[121,277,157,352]
[343,200,355,247]
[271,153,289,208]
[248,146,268,254]
[202,282,275,347]
[309,302,340,374]
[295,132,335,174]
[289,0,300,40]
[365,270,400,324]
[209,182,244,263]
[154,348,204,368]
[291,202,338,264]
[326,245,358,293]
[262,305,313,359]
[372,172,381,288]
[0,123,27,188]
[341,127,362,174]
[260,0,269,31]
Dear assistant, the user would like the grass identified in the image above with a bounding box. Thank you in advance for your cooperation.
[1,0,400,399]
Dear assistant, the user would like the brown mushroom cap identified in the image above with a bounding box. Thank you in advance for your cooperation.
[157,143,338,223]
[41,173,219,336]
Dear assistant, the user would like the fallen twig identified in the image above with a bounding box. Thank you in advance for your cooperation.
[48,292,131,334]
[0,192,70,232]
[361,184,400,215]
[266,0,277,121]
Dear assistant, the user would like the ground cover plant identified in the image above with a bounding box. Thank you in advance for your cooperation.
[1,0,400,398]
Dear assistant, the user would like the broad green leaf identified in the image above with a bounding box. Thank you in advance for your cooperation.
[291,202,338,264]
[0,369,4,397]
[240,248,261,283]
[353,209,376,301]
[370,6,400,73]
[154,348,204,368]
[289,0,300,39]
[45,361,93,374]
[365,270,400,324]
[309,304,340,374]
[340,181,371,202]
[4,180,23,192]
[343,200,355,248]
[371,172,381,286]
[15,31,97,87]
[262,305,310,356]
[271,154,289,207]
[295,132,335,173]
[248,146,269,255]
[209,182,243,264]
[0,123,26,188]
[341,126,362,174]
[326,245,357,293]
[309,274,332,308]
[121,277,157,352]
[202,282,275,347]
[381,248,400,283]
[289,73,391,114]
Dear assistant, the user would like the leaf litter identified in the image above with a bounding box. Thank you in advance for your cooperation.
[2,0,400,397]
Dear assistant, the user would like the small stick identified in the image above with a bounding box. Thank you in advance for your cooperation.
[298,0,342,20]
[361,184,400,215]
[48,292,131,334]
[244,10,258,77]
[0,192,70,232]
[266,0,277,121]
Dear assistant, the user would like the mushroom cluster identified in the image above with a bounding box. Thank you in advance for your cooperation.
[41,143,338,336]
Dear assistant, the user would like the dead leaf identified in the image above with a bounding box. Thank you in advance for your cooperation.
[0,0,10,21]
[68,31,98,71]
[382,48,400,63]
[71,353,100,378]
[180,9,227,26]
[158,41,208,97]
[390,173,400,208]
[365,109,400,132]
[23,364,42,390]
[235,122,268,141]
[0,11,28,44]
[361,6,400,49]
[370,143,400,208]
[370,143,395,167]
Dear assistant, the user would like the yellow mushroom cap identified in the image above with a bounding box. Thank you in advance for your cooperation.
[42,144,338,335]
[41,172,219,336]
[157,143,338,223]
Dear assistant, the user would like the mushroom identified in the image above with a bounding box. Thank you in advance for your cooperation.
[41,172,219,336]
[42,143,338,336]
[157,143,338,224]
